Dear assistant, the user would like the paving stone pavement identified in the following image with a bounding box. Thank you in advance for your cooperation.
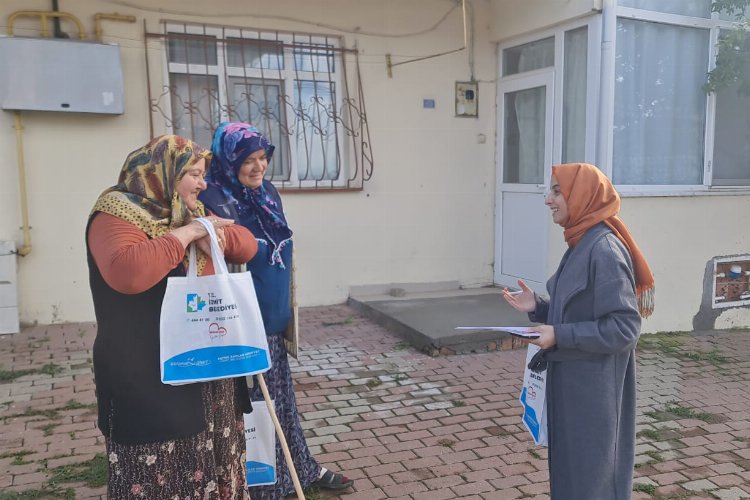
[1,304,749,499]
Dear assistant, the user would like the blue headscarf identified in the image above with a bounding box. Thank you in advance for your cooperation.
[206,122,292,267]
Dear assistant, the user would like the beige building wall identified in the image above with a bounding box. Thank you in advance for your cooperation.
[0,0,497,324]
[489,0,601,41]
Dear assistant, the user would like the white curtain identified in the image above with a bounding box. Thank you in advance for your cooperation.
[562,27,588,163]
[613,19,709,185]
[513,44,554,184]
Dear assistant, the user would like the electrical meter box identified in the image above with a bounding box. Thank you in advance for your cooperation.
[0,36,124,114]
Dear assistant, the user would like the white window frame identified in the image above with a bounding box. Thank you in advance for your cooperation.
[162,23,350,188]
[607,4,750,196]
[497,16,602,173]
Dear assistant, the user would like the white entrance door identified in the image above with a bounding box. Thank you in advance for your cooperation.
[495,72,554,292]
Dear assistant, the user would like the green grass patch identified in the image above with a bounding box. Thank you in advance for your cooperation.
[321,316,353,327]
[633,483,656,494]
[437,439,455,448]
[645,402,714,423]
[393,341,411,351]
[0,368,37,382]
[451,400,466,407]
[365,378,382,388]
[0,485,74,500]
[0,363,65,383]
[302,486,322,500]
[528,447,542,459]
[49,453,108,488]
[684,349,728,366]
[39,424,58,437]
[637,429,661,441]
[61,400,97,412]
[637,332,686,354]
[0,449,34,460]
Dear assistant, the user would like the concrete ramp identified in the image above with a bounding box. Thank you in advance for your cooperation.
[348,284,535,355]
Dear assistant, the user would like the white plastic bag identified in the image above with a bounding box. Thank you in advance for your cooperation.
[159,219,271,384]
[519,344,548,446]
[245,399,277,486]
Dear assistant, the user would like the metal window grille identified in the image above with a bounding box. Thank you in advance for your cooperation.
[145,22,373,191]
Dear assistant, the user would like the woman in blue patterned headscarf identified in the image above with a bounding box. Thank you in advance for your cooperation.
[200,122,354,498]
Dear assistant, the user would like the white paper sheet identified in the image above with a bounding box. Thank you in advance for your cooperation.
[455,326,540,339]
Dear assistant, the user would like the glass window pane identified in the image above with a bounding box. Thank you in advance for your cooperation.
[294,81,338,180]
[718,5,750,20]
[169,74,219,148]
[503,86,546,184]
[613,19,709,185]
[712,33,750,185]
[503,37,554,76]
[228,78,290,181]
[618,0,711,18]
[562,27,588,163]
[294,44,335,73]
[167,35,218,66]
[226,38,284,70]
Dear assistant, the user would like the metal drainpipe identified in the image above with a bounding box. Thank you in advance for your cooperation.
[51,0,69,38]
[13,112,32,257]
[597,0,616,173]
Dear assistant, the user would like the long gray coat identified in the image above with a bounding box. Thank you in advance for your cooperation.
[529,223,641,500]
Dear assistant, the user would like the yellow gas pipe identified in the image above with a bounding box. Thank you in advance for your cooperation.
[94,13,136,42]
[13,112,32,257]
[7,10,86,39]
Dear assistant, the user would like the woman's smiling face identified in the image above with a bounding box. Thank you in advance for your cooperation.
[175,158,207,210]
[545,175,568,226]
[237,148,268,189]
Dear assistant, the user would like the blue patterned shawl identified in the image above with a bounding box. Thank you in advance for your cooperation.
[206,122,292,267]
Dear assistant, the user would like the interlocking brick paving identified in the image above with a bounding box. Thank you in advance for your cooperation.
[1,306,748,499]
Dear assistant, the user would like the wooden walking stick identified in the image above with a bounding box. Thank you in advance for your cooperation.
[258,373,305,499]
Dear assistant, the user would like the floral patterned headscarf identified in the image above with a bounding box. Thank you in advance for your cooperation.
[90,135,211,271]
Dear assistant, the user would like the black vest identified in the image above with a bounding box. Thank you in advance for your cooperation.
[86,216,249,445]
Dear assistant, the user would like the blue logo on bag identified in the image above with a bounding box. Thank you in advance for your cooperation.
[186,293,206,313]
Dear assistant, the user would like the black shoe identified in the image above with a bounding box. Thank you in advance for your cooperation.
[312,470,354,491]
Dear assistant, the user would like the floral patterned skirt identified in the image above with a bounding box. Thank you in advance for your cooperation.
[105,379,248,500]
[247,333,321,499]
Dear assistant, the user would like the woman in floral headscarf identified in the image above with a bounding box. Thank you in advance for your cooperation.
[86,135,257,499]
[200,123,354,498]
[503,163,654,499]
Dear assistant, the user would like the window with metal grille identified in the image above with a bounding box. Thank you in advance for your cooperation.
[146,23,373,191]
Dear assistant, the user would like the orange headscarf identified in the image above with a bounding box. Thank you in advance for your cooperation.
[552,163,654,318]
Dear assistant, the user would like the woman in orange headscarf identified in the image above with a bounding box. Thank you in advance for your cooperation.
[503,163,654,500]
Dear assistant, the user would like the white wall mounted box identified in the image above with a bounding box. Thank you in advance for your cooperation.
[0,36,124,114]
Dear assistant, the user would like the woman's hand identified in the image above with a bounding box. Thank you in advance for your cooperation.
[502,280,536,313]
[170,216,234,249]
[528,324,556,350]
[195,226,226,256]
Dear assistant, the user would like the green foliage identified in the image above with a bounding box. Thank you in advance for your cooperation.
[365,378,382,388]
[646,401,714,422]
[437,438,455,448]
[684,349,728,366]
[633,483,657,494]
[0,486,74,500]
[0,363,64,383]
[637,428,661,441]
[528,447,542,459]
[321,316,353,327]
[706,1,750,94]
[49,453,108,488]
